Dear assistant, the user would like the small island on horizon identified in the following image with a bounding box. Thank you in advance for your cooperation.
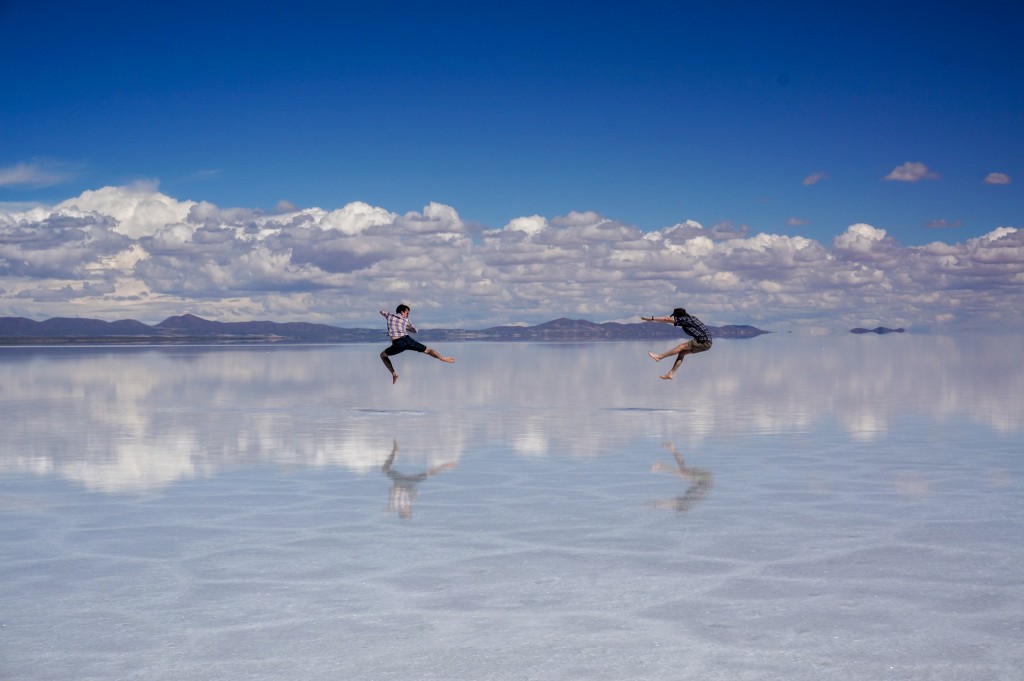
[0,313,770,346]
[850,327,906,335]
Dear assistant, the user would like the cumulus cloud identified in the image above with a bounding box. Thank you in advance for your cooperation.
[498,215,548,236]
[707,221,749,241]
[984,172,1011,185]
[0,210,131,278]
[56,181,196,239]
[0,184,1022,332]
[885,162,939,182]
[320,201,397,235]
[834,223,886,249]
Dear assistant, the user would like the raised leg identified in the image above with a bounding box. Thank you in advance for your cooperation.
[380,351,398,384]
[660,349,689,380]
[425,348,455,363]
[648,341,688,362]
[650,341,692,380]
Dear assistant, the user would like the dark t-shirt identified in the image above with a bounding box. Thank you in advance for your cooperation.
[674,314,712,344]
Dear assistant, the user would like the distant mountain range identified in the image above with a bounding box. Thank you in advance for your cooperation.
[0,314,769,345]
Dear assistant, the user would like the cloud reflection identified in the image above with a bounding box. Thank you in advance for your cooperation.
[0,335,1019,493]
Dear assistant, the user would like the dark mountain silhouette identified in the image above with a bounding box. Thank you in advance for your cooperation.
[468,318,767,341]
[0,314,769,344]
[0,316,159,339]
[152,313,379,341]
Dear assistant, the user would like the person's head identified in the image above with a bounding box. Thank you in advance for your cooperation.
[396,304,411,316]
[672,307,687,318]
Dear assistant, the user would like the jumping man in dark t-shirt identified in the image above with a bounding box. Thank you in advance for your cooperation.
[642,307,713,380]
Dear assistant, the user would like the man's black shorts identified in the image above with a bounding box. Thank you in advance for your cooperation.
[384,335,427,356]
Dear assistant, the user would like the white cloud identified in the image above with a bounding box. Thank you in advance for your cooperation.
[56,181,196,239]
[499,215,548,236]
[1,184,1022,332]
[984,172,1011,185]
[320,201,397,235]
[885,162,939,182]
[834,223,888,252]
[394,201,467,234]
[0,160,77,188]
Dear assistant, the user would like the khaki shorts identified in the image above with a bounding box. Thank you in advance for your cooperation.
[688,339,712,354]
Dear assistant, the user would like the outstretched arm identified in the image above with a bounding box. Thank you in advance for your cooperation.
[641,315,674,324]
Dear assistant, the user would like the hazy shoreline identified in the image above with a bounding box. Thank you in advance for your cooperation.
[0,314,769,345]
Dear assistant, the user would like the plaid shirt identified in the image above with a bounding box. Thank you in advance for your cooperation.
[380,310,418,339]
[674,313,712,344]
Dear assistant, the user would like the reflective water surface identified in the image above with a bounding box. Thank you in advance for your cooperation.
[1,336,1022,680]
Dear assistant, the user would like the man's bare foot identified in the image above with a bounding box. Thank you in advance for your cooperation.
[391,373,398,384]
[660,374,674,380]
[648,351,661,363]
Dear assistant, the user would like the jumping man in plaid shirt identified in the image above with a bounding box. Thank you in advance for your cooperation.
[642,307,713,380]
[379,304,454,384]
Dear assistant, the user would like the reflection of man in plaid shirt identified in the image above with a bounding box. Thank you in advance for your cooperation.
[378,304,454,384]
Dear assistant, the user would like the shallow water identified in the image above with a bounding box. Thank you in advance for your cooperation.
[1,335,1022,680]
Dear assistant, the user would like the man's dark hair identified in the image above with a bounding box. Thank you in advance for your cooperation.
[672,307,687,318]
[396,304,411,314]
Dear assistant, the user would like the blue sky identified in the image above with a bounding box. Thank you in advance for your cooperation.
[1,1,1022,332]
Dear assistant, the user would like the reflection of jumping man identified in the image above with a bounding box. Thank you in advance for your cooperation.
[381,440,456,519]
[379,305,454,384]
[648,442,713,513]
[642,307,713,380]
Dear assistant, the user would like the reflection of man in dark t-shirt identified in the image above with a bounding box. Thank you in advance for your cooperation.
[648,442,713,513]
[381,440,456,518]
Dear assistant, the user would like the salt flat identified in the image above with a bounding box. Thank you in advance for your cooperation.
[1,335,1021,680]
